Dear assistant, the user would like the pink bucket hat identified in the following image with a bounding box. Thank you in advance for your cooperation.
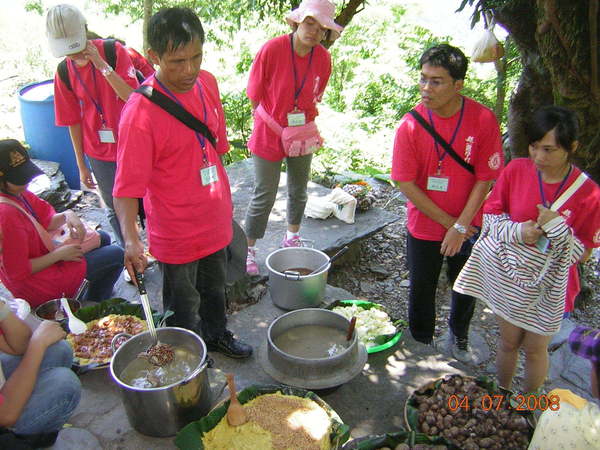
[286,0,344,40]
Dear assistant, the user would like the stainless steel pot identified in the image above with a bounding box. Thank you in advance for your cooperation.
[109,327,211,437]
[265,247,330,310]
[260,308,368,389]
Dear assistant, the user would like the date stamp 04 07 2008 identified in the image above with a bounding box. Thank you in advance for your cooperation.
[447,393,561,412]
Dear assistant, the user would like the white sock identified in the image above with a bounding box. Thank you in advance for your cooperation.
[286,231,299,240]
[248,246,257,252]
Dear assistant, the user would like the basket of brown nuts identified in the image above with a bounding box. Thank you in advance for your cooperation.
[404,374,533,450]
[342,429,456,449]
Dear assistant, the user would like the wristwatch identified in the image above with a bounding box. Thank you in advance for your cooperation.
[453,223,467,234]
[100,65,114,77]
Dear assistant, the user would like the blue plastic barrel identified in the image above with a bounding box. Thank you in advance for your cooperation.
[18,80,80,189]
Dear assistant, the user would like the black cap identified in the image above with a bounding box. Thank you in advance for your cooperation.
[0,140,44,185]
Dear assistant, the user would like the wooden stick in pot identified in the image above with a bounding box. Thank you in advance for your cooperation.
[226,373,247,426]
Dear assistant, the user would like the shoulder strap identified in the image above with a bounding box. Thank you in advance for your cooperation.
[103,39,117,69]
[135,85,217,148]
[550,172,589,211]
[0,197,55,251]
[57,59,72,91]
[255,104,283,136]
[409,109,475,175]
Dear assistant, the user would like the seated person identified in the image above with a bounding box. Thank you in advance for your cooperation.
[0,299,81,447]
[528,325,600,449]
[0,139,124,307]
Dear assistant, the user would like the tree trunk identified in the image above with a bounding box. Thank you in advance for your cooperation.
[142,0,153,55]
[488,0,600,182]
[322,0,366,49]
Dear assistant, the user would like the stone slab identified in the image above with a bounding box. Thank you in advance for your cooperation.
[227,159,400,273]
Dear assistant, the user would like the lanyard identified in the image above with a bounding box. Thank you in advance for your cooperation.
[427,98,465,174]
[5,193,38,221]
[289,33,314,109]
[537,165,572,208]
[154,76,210,166]
[70,60,107,126]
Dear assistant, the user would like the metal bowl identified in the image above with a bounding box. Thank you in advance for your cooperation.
[34,298,81,322]
[260,308,368,390]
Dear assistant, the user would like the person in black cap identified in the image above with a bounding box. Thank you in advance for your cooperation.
[528,325,600,449]
[0,139,124,307]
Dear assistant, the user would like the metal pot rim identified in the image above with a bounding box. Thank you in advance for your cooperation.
[267,308,357,362]
[265,247,331,277]
[109,326,207,392]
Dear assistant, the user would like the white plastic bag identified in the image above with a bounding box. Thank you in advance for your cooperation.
[472,29,504,63]
[305,197,336,220]
[326,188,357,224]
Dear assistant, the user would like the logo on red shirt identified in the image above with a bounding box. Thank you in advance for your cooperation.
[488,152,501,170]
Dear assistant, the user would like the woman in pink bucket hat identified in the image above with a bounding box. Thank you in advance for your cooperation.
[244,0,343,275]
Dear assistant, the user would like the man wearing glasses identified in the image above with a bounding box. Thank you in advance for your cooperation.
[391,44,503,362]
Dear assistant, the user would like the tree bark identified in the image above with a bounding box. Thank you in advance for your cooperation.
[142,0,153,55]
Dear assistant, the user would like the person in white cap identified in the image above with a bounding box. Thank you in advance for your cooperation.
[244,0,343,275]
[45,4,139,249]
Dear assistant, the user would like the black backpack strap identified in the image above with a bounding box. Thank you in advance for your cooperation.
[135,85,217,148]
[409,109,475,175]
[57,59,72,91]
[103,38,117,69]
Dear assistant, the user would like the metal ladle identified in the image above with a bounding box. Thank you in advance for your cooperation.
[134,270,174,366]
[284,245,350,279]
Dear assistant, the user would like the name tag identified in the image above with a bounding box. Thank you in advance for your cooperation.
[535,235,550,253]
[287,111,306,127]
[427,176,449,192]
[98,128,116,143]
[200,165,219,186]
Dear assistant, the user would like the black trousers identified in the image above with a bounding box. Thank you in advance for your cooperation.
[406,232,476,344]
[160,248,227,341]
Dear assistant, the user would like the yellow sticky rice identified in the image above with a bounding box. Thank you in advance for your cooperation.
[202,392,331,450]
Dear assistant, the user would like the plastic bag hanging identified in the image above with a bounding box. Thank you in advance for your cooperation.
[471,15,505,63]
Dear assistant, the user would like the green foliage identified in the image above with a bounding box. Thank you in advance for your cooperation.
[24,0,43,14]
[235,43,254,75]
[221,90,252,165]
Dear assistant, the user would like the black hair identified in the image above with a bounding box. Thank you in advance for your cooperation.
[595,362,600,399]
[147,7,205,57]
[419,44,468,80]
[526,105,579,152]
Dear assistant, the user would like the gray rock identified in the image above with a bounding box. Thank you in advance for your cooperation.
[369,263,390,277]
[399,279,410,288]
[548,317,577,351]
[51,427,101,450]
[438,328,491,366]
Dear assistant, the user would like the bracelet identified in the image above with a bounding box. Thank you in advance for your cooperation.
[100,65,114,77]
[453,223,467,234]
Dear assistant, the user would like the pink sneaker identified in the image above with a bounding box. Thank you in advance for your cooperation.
[246,248,259,275]
[281,234,302,248]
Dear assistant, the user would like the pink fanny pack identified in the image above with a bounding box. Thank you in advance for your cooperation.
[255,104,323,157]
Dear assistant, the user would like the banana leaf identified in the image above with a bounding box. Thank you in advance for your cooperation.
[175,384,350,449]
[342,430,457,449]
[74,297,172,325]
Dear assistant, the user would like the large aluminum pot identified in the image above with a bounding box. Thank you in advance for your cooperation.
[265,247,329,310]
[110,327,211,437]
[261,308,368,389]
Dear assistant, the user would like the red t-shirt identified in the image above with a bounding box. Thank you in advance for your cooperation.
[53,39,139,161]
[0,192,86,308]
[126,47,155,79]
[484,158,600,311]
[391,98,504,241]
[114,71,232,264]
[247,34,332,161]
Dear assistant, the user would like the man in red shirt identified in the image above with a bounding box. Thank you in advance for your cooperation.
[46,4,138,248]
[113,7,251,359]
[391,44,503,361]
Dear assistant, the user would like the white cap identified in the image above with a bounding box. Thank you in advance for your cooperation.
[46,4,87,57]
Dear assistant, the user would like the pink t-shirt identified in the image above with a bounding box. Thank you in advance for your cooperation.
[0,192,86,307]
[114,71,232,264]
[484,158,600,311]
[247,34,332,161]
[54,39,139,161]
[391,98,504,241]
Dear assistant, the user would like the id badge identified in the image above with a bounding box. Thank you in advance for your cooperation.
[535,235,550,254]
[98,128,116,143]
[427,176,449,192]
[200,165,219,186]
[287,110,306,127]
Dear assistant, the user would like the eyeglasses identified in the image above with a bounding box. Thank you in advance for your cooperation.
[418,76,448,88]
